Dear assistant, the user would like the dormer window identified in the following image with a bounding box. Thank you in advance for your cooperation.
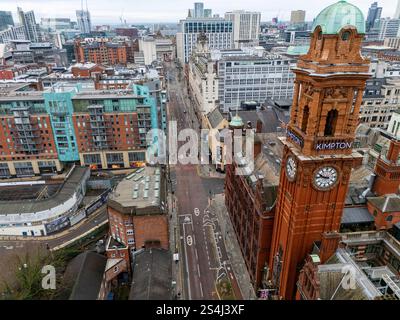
[341,31,351,41]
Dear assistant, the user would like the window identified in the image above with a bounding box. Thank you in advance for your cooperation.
[341,31,351,41]
[324,109,338,137]
[301,106,309,133]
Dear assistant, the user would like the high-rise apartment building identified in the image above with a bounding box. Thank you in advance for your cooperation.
[176,17,233,63]
[194,2,205,18]
[0,26,26,44]
[290,10,306,25]
[76,10,92,34]
[366,2,382,32]
[0,82,157,176]
[379,18,400,40]
[225,11,261,48]
[188,2,212,18]
[204,9,212,18]
[17,7,40,42]
[0,11,14,31]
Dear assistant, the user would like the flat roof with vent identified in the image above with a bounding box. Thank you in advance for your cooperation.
[107,166,164,215]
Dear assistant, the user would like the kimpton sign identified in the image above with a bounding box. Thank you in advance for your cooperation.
[315,141,353,151]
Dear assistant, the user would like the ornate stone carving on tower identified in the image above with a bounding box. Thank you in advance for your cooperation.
[268,1,371,300]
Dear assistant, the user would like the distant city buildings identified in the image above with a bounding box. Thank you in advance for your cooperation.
[379,18,400,40]
[290,10,306,25]
[17,7,40,42]
[225,11,261,48]
[190,2,212,18]
[74,38,133,66]
[395,0,400,19]
[40,18,73,32]
[176,16,233,63]
[76,9,92,34]
[137,36,174,65]
[366,2,382,32]
[0,11,14,31]
[0,25,26,44]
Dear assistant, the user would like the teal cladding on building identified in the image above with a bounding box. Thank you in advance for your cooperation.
[43,83,158,163]
[43,87,80,162]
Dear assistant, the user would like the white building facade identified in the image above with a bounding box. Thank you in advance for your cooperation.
[176,18,233,64]
[379,19,400,40]
[387,110,400,138]
[216,50,295,113]
[360,78,400,129]
[188,39,219,115]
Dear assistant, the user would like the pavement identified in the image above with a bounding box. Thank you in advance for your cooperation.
[211,194,258,300]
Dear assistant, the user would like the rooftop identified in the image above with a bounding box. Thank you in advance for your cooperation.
[107,166,165,215]
[341,207,374,225]
[368,194,400,213]
[67,251,107,300]
[129,248,172,300]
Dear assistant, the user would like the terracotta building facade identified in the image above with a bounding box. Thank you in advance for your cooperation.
[266,1,371,299]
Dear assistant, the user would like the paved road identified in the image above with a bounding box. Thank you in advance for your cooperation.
[166,61,242,300]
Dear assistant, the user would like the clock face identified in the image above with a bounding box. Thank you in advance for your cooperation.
[313,166,338,190]
[286,156,297,181]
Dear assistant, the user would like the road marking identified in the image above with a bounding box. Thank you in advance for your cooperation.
[197,264,201,277]
[199,282,204,297]
[182,223,192,300]
[186,235,193,246]
[194,208,200,216]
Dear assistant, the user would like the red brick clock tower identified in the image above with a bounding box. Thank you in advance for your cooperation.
[268,1,371,300]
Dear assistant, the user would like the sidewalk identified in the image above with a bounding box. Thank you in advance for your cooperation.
[211,193,257,300]
[167,165,183,300]
[197,164,225,180]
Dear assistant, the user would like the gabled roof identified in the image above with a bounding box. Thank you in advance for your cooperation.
[68,251,107,300]
[207,107,225,128]
[129,248,172,300]
[368,194,400,213]
[342,207,374,225]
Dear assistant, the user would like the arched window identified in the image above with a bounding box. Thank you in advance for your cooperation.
[341,31,351,41]
[301,105,309,133]
[324,109,338,137]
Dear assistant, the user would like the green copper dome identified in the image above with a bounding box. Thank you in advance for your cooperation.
[312,1,365,34]
[230,115,244,128]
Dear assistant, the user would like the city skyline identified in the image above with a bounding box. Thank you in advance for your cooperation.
[1,0,398,24]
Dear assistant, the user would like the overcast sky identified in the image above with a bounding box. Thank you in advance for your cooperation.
[1,0,398,24]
